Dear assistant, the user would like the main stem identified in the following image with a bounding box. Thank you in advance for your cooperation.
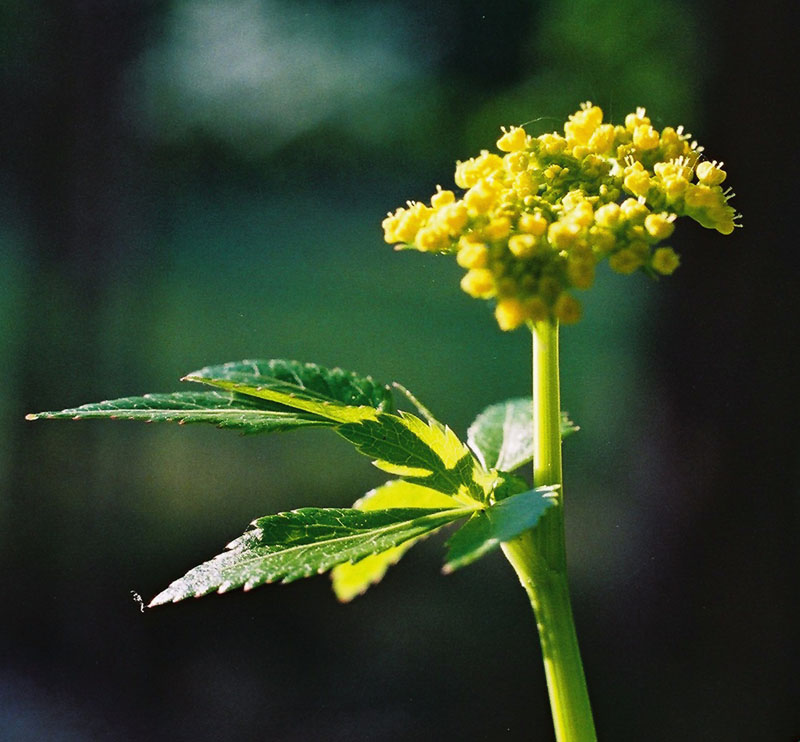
[501,319,596,741]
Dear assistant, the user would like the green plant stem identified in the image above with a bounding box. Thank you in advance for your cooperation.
[501,319,596,742]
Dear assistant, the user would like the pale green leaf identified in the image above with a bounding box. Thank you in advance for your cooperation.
[467,398,579,472]
[26,391,329,433]
[331,480,462,602]
[444,486,557,572]
[150,504,477,606]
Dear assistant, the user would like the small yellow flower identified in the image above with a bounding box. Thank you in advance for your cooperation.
[460,269,496,299]
[508,233,538,258]
[497,126,529,152]
[553,293,582,324]
[652,247,680,275]
[495,298,528,331]
[456,240,489,269]
[644,213,676,240]
[518,212,549,236]
[384,103,739,329]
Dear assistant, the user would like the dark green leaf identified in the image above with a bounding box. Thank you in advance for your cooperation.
[444,487,557,572]
[150,505,477,606]
[185,359,395,414]
[467,398,579,472]
[26,391,330,433]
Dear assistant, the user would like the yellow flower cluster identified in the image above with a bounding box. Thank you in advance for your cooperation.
[382,103,739,330]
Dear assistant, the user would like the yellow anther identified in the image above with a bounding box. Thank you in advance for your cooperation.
[623,162,652,198]
[464,181,497,214]
[415,226,449,252]
[625,107,650,131]
[548,220,582,249]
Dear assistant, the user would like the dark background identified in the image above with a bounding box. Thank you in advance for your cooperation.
[1,1,797,739]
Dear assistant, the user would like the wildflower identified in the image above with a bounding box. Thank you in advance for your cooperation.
[383,103,740,329]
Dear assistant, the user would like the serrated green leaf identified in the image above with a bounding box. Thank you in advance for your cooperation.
[444,487,557,572]
[184,359,395,423]
[26,391,330,433]
[331,480,462,602]
[150,504,478,606]
[467,398,579,472]
[336,411,494,502]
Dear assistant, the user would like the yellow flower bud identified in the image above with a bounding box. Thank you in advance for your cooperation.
[538,133,568,155]
[431,186,456,209]
[456,239,489,269]
[484,217,512,240]
[567,201,595,228]
[633,124,660,150]
[651,247,680,275]
[594,203,622,229]
[623,164,652,198]
[464,181,497,214]
[440,202,469,233]
[588,124,615,154]
[415,226,449,252]
[518,212,548,236]
[524,296,550,323]
[497,126,529,152]
[548,220,582,250]
[495,298,528,331]
[567,255,596,289]
[620,198,649,223]
[644,213,676,240]
[503,151,529,173]
[609,248,644,274]
[553,293,582,324]
[625,107,650,131]
[460,269,495,299]
[508,233,538,258]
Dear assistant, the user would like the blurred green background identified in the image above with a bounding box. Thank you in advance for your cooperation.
[1,1,797,739]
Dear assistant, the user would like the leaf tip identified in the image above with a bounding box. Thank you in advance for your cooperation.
[24,413,39,421]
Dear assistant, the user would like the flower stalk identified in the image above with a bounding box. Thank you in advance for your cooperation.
[501,319,596,741]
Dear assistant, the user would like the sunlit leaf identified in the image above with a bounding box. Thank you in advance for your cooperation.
[150,504,477,606]
[331,480,461,602]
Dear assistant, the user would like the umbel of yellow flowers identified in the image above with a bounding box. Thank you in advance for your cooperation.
[383,103,739,330]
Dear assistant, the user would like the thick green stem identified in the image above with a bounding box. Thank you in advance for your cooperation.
[501,319,596,742]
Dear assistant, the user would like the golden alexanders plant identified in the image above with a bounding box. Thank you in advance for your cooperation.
[29,104,738,742]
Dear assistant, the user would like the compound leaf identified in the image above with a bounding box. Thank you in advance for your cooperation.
[331,480,461,602]
[26,391,329,434]
[467,398,579,472]
[150,504,477,606]
[444,487,557,572]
